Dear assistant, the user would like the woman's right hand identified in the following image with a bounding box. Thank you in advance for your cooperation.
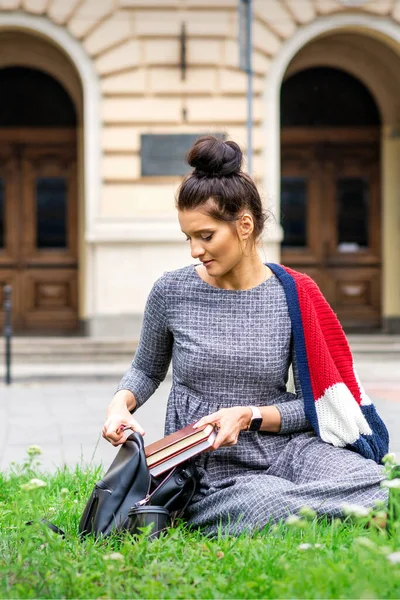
[102,390,145,446]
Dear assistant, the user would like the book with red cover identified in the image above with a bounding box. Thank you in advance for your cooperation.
[145,422,217,477]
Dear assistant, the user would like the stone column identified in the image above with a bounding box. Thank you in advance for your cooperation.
[382,128,400,333]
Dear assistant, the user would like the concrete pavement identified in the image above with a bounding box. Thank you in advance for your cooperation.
[0,379,169,473]
[0,355,399,473]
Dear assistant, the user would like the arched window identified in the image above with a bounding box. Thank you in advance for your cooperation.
[281,66,381,127]
[0,66,76,127]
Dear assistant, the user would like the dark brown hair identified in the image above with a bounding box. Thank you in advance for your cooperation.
[176,136,268,242]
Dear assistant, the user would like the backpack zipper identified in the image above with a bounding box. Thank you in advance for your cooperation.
[135,467,177,507]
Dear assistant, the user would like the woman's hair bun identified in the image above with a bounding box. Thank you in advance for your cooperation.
[186,135,242,177]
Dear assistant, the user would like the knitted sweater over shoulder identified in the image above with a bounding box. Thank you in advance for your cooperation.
[268,263,389,464]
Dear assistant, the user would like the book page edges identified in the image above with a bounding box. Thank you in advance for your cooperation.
[149,430,217,477]
[145,423,213,458]
[146,424,214,467]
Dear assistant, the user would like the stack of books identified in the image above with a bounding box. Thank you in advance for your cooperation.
[144,423,217,476]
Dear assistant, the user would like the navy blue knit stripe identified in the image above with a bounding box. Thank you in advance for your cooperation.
[349,405,389,463]
[267,263,319,435]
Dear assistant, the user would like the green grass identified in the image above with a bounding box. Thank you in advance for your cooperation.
[0,451,400,599]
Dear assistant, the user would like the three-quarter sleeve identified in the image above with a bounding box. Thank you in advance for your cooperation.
[275,343,312,435]
[116,275,173,410]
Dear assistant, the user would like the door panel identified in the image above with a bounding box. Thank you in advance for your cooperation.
[20,269,78,330]
[0,131,78,332]
[281,130,381,329]
[281,146,322,265]
[0,148,19,264]
[326,267,381,328]
[323,144,380,267]
[22,145,77,266]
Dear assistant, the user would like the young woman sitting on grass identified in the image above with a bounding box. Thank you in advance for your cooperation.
[102,135,389,536]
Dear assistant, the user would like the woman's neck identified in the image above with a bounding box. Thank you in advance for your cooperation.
[198,255,272,290]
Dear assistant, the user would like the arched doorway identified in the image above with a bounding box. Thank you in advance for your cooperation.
[280,66,381,330]
[0,66,78,332]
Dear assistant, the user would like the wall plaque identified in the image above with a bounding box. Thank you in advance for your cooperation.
[141,133,225,177]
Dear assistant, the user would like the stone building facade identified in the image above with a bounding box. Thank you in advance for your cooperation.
[0,0,399,335]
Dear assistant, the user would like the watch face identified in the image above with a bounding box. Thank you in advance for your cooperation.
[249,417,263,432]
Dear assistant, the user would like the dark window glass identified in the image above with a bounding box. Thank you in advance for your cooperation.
[0,179,4,248]
[36,177,67,249]
[0,67,76,127]
[281,67,381,127]
[281,176,307,247]
[337,177,369,249]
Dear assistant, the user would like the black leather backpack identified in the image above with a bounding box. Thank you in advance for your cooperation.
[79,431,197,538]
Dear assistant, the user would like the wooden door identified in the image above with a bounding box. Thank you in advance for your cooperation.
[281,128,381,330]
[0,130,78,332]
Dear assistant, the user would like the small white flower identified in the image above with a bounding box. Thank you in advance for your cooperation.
[26,445,42,457]
[286,515,301,525]
[104,552,124,561]
[354,537,377,550]
[298,542,323,551]
[298,543,312,550]
[60,488,68,495]
[387,552,400,564]
[382,453,397,467]
[30,478,46,487]
[285,514,307,528]
[341,503,371,518]
[48,507,56,514]
[73,499,78,504]
[381,478,400,489]
[20,478,47,491]
[298,506,317,519]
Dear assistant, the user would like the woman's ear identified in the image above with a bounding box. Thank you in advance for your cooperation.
[239,213,254,240]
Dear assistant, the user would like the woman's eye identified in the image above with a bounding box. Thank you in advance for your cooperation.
[184,234,213,242]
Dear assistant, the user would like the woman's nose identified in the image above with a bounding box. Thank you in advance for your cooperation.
[190,241,205,259]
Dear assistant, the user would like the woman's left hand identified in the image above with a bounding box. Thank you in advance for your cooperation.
[193,406,251,450]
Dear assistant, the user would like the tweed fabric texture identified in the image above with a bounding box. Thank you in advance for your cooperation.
[117,264,387,535]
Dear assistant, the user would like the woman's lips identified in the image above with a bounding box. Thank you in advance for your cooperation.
[202,260,213,267]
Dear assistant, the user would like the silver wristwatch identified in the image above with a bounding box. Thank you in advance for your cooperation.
[247,406,263,432]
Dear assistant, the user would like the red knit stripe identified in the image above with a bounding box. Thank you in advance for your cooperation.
[283,266,362,405]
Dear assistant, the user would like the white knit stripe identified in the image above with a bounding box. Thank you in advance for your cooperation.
[353,366,372,406]
[315,383,372,447]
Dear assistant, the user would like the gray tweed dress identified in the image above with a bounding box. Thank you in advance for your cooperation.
[117,263,387,535]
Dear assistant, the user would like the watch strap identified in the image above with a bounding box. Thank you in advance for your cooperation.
[247,406,263,431]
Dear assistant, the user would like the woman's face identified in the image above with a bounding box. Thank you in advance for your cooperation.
[178,206,245,276]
